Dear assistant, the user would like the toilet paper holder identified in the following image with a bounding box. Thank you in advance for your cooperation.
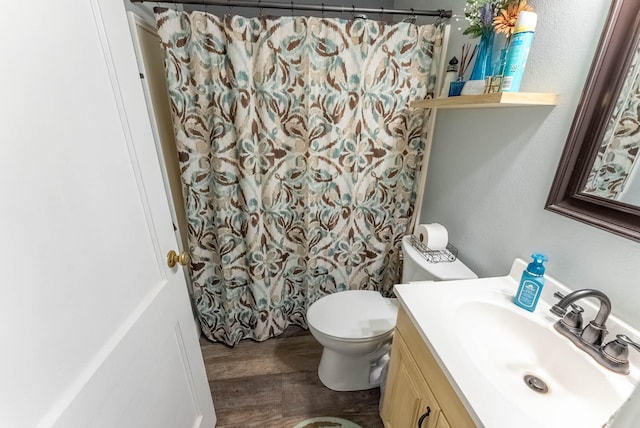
[408,234,458,263]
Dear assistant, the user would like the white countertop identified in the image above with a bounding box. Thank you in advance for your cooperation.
[393,259,639,428]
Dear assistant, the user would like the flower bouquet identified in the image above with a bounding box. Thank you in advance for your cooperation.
[463,0,534,85]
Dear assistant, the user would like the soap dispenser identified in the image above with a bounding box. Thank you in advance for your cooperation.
[514,253,548,312]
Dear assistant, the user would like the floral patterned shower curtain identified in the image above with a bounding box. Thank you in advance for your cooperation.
[155,8,443,345]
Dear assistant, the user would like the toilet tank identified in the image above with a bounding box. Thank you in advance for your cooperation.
[401,235,477,283]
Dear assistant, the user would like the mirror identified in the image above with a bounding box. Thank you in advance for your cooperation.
[546,0,640,242]
[581,38,640,206]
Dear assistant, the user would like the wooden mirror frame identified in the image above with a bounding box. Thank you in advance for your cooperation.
[546,0,640,243]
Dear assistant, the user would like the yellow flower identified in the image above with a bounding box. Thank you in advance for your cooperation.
[493,0,534,38]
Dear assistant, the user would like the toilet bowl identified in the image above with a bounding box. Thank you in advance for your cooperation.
[307,234,477,391]
[307,290,399,391]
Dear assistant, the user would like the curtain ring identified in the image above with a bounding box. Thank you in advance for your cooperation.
[257,0,264,18]
[291,0,294,17]
[321,2,325,18]
[379,6,384,21]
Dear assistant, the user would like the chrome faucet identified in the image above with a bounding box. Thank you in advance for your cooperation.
[551,289,611,345]
[549,289,638,374]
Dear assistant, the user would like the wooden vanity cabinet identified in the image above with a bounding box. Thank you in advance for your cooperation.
[381,307,476,428]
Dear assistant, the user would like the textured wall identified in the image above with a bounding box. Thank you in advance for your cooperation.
[396,0,640,328]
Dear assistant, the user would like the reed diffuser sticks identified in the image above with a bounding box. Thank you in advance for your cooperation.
[458,43,478,79]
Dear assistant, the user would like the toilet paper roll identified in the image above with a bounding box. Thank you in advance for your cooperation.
[415,223,448,250]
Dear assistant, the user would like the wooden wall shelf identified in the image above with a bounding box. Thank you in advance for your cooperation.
[410,92,558,109]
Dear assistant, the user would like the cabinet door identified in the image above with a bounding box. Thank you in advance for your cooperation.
[435,414,452,428]
[381,332,441,428]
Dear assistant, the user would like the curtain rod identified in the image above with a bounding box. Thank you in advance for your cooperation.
[130,0,452,18]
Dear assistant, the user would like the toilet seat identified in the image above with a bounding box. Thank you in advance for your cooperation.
[307,290,397,341]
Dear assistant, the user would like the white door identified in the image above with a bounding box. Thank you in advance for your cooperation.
[0,1,216,428]
[126,11,194,297]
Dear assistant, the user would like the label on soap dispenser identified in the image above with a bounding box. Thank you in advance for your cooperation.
[516,279,539,308]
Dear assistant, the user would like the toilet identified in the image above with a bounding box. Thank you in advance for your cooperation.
[307,235,477,391]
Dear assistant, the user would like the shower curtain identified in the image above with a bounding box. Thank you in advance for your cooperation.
[155,8,443,345]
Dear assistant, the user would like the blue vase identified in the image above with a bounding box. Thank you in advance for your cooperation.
[470,30,495,81]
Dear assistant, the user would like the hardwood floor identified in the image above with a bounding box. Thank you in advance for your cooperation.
[200,326,385,428]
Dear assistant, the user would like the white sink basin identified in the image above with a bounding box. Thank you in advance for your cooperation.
[395,260,638,428]
[456,299,632,426]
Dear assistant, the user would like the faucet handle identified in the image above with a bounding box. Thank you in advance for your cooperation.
[561,304,584,331]
[603,334,640,364]
[553,292,584,314]
[615,334,640,352]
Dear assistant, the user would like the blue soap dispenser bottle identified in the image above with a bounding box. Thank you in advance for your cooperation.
[514,253,548,312]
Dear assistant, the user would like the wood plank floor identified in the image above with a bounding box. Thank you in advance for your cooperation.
[200,326,385,428]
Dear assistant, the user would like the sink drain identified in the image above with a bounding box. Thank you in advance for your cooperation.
[524,374,549,393]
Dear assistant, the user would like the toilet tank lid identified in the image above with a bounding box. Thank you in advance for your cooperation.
[307,290,398,340]
[401,236,477,280]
